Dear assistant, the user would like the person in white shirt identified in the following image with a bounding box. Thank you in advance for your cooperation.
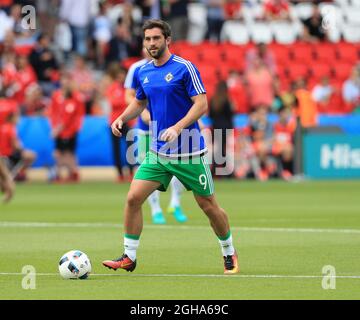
[312,76,333,104]
[59,0,92,57]
[342,68,360,108]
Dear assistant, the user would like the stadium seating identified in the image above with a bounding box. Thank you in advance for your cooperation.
[220,21,250,44]
[250,23,273,44]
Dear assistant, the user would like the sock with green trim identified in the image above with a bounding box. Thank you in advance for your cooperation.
[218,231,235,257]
[124,234,140,262]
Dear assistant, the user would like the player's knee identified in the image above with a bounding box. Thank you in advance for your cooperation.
[126,192,143,208]
[197,197,217,215]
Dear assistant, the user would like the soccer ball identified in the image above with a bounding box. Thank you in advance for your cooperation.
[58,250,92,279]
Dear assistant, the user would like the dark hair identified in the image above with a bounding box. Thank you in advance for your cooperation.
[142,19,171,39]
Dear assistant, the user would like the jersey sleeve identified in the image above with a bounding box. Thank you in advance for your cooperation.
[135,81,147,100]
[183,62,206,97]
[124,65,140,90]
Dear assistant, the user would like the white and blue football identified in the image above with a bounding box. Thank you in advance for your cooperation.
[58,250,91,280]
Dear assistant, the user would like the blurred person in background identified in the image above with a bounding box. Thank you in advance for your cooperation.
[69,54,96,114]
[104,62,135,182]
[11,54,37,108]
[22,83,47,115]
[250,106,274,180]
[0,157,14,203]
[0,110,37,181]
[234,108,270,181]
[59,0,92,57]
[311,75,334,112]
[224,0,243,20]
[272,105,296,180]
[162,0,189,41]
[48,71,85,183]
[293,77,318,128]
[202,0,225,42]
[134,0,161,21]
[227,69,250,114]
[342,67,360,113]
[0,4,15,43]
[245,42,277,75]
[208,80,234,178]
[245,56,275,111]
[92,0,112,69]
[263,0,291,22]
[29,33,59,97]
[106,18,139,67]
[301,4,327,42]
[0,0,14,14]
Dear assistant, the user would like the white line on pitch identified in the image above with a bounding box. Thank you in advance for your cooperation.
[0,272,359,279]
[0,221,360,235]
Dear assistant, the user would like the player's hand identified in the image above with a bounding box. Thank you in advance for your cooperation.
[111,118,123,137]
[160,126,181,142]
[1,178,14,204]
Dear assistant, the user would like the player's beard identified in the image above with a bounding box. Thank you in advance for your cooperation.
[147,43,166,59]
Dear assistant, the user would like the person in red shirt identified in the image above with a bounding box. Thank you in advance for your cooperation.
[272,105,296,180]
[12,54,37,107]
[0,110,37,181]
[263,0,291,21]
[48,72,85,182]
[0,94,18,126]
[104,63,135,181]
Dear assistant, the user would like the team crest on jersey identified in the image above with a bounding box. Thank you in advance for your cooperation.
[165,73,174,82]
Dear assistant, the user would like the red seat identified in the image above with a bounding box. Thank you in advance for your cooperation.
[336,43,359,64]
[310,63,332,80]
[222,44,246,62]
[287,63,309,80]
[290,44,314,64]
[314,44,338,64]
[176,47,201,62]
[197,63,218,83]
[199,45,223,63]
[269,44,291,66]
[218,64,238,80]
[228,82,250,114]
[333,62,353,81]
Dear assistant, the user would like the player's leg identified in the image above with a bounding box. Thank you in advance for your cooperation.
[168,176,187,223]
[103,151,173,272]
[137,132,165,224]
[193,193,238,274]
[148,190,166,224]
[167,155,239,274]
[102,178,160,271]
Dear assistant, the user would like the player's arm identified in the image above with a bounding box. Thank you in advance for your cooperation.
[111,98,147,137]
[161,94,208,142]
[0,159,14,203]
[125,87,151,125]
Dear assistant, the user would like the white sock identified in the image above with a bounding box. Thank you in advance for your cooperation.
[218,233,235,257]
[147,190,162,216]
[124,236,140,262]
[170,177,183,208]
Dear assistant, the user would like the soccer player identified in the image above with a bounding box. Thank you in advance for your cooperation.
[0,158,14,203]
[102,19,239,275]
[124,50,188,225]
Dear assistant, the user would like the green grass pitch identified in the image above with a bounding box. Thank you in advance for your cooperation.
[0,180,359,300]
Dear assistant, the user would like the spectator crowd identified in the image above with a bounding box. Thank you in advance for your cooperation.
[0,0,359,183]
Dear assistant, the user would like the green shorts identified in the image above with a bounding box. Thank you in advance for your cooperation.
[135,151,214,196]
